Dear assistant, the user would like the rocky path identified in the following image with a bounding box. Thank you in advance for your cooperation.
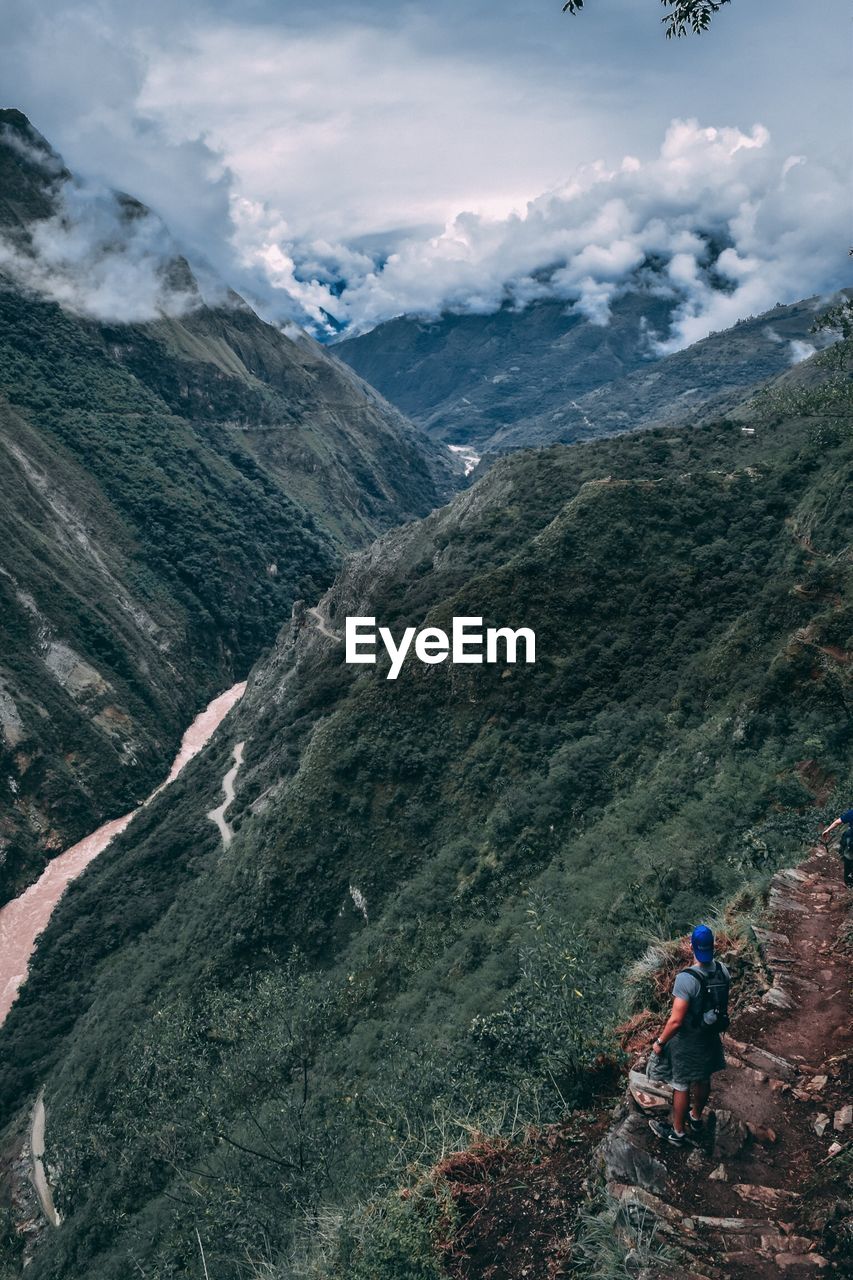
[604,845,852,1278]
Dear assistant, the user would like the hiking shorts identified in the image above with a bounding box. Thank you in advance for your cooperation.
[670,1026,726,1086]
[671,1075,709,1092]
[648,1049,710,1092]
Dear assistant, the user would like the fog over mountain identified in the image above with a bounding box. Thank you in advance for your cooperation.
[0,1,848,342]
[0,109,458,904]
[314,120,848,348]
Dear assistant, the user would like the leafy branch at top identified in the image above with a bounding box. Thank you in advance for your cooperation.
[562,0,732,38]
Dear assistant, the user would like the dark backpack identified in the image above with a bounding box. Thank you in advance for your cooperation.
[840,826,853,859]
[679,962,731,1033]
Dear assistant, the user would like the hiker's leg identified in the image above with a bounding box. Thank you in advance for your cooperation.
[671,1086,689,1135]
[690,1079,711,1120]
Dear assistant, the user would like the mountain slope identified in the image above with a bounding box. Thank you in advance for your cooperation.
[1,328,849,1278]
[0,110,458,902]
[335,290,841,452]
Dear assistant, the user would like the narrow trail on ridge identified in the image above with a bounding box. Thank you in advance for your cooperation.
[605,843,852,1280]
[206,599,344,850]
[206,600,343,843]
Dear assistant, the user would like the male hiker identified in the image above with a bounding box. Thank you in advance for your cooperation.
[820,808,853,887]
[647,924,731,1146]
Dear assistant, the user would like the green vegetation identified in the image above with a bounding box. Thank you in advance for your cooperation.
[0,329,848,1278]
[0,290,334,665]
[0,112,456,901]
[571,1193,673,1278]
[0,284,335,901]
[336,290,841,452]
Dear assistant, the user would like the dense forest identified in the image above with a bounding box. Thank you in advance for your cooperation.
[1,317,849,1278]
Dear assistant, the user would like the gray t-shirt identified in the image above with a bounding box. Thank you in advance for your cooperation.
[673,960,731,1027]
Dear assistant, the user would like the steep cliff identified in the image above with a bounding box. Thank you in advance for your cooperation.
[0,109,459,901]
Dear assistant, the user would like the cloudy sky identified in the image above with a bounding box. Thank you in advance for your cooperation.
[1,0,849,339]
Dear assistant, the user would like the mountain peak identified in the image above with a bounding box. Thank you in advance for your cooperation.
[0,109,66,169]
[0,108,69,231]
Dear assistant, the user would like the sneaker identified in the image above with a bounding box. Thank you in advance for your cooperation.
[648,1119,686,1146]
[687,1113,704,1134]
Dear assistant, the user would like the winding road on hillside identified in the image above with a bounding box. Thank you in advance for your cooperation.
[206,741,246,849]
[30,1090,60,1229]
[206,603,340,847]
[307,604,342,643]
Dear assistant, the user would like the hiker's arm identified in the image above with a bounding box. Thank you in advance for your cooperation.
[652,996,689,1054]
[821,818,842,841]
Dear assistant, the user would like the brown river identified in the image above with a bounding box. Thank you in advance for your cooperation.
[0,681,246,1027]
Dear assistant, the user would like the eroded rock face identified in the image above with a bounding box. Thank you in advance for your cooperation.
[725,1038,798,1083]
[763,986,795,1010]
[598,1113,668,1195]
[774,1253,830,1271]
[712,1108,751,1160]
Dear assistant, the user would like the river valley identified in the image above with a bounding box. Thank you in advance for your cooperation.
[0,682,246,1027]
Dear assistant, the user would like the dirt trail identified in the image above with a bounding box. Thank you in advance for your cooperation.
[206,741,245,849]
[29,1090,59,1229]
[307,604,342,643]
[605,845,852,1279]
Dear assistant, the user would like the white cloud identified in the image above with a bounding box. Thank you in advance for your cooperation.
[237,119,845,345]
[3,111,847,347]
[788,339,818,364]
[0,178,201,323]
[137,22,608,243]
[0,4,847,342]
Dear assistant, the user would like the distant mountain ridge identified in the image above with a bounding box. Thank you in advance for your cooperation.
[0,109,459,902]
[335,288,845,452]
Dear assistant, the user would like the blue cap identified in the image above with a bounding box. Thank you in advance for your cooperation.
[691,924,714,963]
